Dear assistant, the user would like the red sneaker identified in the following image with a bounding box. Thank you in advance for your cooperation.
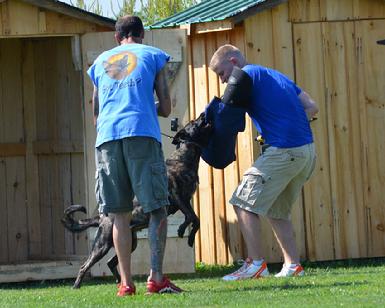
[117,284,136,297]
[146,276,183,294]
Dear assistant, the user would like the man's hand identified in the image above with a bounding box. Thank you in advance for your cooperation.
[154,67,171,117]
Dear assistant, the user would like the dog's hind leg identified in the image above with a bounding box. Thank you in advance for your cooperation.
[107,255,120,283]
[73,219,113,288]
[106,230,138,284]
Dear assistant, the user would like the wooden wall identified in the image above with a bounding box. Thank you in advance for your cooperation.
[188,27,254,264]
[0,37,86,264]
[190,0,385,264]
[0,0,111,37]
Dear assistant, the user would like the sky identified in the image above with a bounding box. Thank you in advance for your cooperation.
[60,0,126,18]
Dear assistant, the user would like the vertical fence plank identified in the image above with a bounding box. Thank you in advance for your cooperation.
[357,20,385,257]
[191,34,216,264]
[34,39,54,258]
[215,31,244,263]
[293,23,335,261]
[244,10,283,262]
[0,39,8,263]
[288,0,321,22]
[22,40,42,259]
[205,32,228,265]
[2,39,28,263]
[187,36,202,262]
[271,3,307,261]
[320,0,354,21]
[322,21,367,259]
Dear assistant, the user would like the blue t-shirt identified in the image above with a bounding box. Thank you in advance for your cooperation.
[243,64,313,148]
[87,44,170,147]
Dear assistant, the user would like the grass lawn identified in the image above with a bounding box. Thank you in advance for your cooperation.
[1,258,384,307]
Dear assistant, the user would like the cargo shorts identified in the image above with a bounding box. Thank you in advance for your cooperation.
[230,143,316,220]
[95,137,169,214]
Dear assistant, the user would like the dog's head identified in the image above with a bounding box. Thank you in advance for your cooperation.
[172,112,213,148]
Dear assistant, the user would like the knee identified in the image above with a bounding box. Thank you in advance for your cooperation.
[150,207,167,220]
[113,212,132,223]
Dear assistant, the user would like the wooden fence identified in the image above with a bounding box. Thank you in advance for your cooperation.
[188,0,385,264]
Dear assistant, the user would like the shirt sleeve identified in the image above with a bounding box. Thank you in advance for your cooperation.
[293,83,302,95]
[87,63,98,87]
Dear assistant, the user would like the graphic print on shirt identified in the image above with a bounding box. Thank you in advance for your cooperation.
[102,51,137,80]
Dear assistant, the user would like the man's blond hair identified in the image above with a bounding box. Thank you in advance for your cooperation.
[209,44,245,70]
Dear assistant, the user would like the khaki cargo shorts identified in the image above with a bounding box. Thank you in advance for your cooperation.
[95,137,169,214]
[230,143,316,220]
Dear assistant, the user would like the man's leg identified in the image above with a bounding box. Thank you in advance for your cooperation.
[268,217,299,265]
[113,212,134,287]
[148,207,168,283]
[234,206,264,260]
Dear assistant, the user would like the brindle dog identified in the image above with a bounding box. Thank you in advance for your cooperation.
[61,112,212,288]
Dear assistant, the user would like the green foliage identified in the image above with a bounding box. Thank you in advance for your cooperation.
[0,258,384,307]
[114,0,200,25]
[70,0,200,25]
[70,0,103,15]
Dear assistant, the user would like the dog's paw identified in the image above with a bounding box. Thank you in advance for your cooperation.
[177,226,185,238]
[188,234,195,247]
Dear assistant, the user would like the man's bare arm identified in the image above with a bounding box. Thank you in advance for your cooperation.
[298,91,319,120]
[154,67,171,117]
[92,85,99,127]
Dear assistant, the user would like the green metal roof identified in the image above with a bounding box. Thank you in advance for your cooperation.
[150,0,271,29]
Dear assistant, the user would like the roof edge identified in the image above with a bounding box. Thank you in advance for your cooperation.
[231,0,288,24]
[149,0,288,30]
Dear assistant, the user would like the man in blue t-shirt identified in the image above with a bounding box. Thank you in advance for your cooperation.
[87,16,182,296]
[209,44,318,280]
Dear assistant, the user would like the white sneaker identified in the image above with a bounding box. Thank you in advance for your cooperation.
[275,264,305,277]
[223,258,269,281]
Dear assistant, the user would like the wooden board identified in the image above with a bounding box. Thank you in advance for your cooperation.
[322,21,367,259]
[215,30,244,263]
[0,38,8,263]
[289,0,385,22]
[28,37,86,259]
[356,19,385,257]
[244,9,285,263]
[190,33,216,264]
[293,22,335,261]
[206,32,228,265]
[0,0,110,37]
[1,38,28,263]
[0,260,86,283]
[288,0,321,22]
[22,40,41,258]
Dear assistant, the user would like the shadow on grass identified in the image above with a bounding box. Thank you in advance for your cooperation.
[196,280,370,294]
[301,257,385,270]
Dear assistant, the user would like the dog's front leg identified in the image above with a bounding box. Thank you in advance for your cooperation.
[175,199,200,247]
[188,215,200,247]
[105,230,138,284]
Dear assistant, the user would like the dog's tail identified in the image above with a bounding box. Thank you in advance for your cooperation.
[61,204,100,233]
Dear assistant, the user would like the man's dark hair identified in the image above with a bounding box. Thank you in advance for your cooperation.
[115,15,144,39]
